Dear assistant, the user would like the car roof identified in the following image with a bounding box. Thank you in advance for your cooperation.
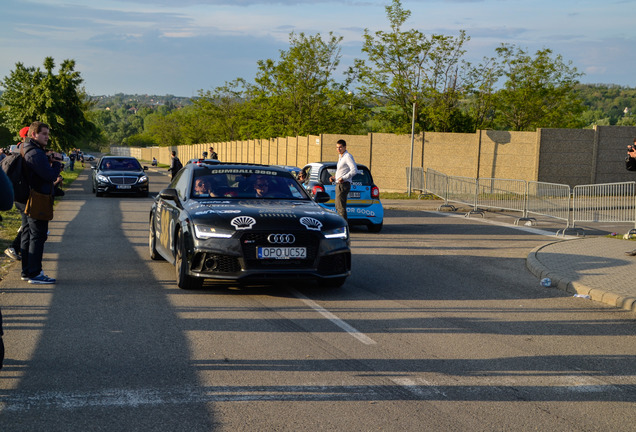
[190,163,292,173]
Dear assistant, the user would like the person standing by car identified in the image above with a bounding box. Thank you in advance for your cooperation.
[209,146,218,160]
[20,121,63,284]
[168,151,182,179]
[329,139,357,223]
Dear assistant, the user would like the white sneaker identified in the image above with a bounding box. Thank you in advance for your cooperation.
[4,248,20,261]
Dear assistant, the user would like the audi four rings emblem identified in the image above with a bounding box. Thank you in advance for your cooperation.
[267,234,296,244]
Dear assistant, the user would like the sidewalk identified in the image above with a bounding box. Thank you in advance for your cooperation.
[383,199,636,313]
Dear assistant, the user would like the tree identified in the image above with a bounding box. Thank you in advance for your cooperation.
[193,79,249,142]
[246,31,363,138]
[0,57,98,150]
[493,45,585,130]
[353,0,477,133]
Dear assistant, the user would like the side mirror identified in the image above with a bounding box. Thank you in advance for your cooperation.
[314,191,330,203]
[143,166,148,171]
[91,165,97,170]
[159,188,180,203]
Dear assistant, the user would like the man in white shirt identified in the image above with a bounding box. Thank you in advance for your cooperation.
[329,139,357,222]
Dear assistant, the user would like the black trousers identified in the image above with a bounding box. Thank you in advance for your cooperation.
[335,182,351,222]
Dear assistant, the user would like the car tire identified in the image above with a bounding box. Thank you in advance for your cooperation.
[140,191,149,198]
[149,218,163,261]
[96,191,103,197]
[368,222,383,233]
[320,276,346,288]
[175,230,203,290]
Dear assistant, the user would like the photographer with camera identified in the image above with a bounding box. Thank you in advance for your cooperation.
[18,121,63,284]
[625,138,636,257]
[626,138,636,171]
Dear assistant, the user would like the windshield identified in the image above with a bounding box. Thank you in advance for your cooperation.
[191,168,309,200]
[100,158,142,171]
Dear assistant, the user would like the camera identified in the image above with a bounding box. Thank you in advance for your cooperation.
[48,152,64,162]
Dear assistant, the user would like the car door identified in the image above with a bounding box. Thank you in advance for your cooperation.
[155,170,189,261]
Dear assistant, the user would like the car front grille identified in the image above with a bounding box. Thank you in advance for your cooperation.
[240,231,320,269]
[108,176,138,185]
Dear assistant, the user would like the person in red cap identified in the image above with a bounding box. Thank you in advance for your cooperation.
[19,126,30,139]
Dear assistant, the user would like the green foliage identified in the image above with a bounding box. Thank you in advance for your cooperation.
[243,31,365,138]
[576,84,636,126]
[0,57,99,151]
[353,0,480,133]
[493,45,585,130]
[123,133,158,147]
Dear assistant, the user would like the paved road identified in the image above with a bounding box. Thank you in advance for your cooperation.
[0,168,635,431]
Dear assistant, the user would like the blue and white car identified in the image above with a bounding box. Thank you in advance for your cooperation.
[301,162,384,232]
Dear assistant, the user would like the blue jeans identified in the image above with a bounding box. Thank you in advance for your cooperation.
[16,202,49,278]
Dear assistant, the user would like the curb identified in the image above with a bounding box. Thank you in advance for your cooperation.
[526,241,636,313]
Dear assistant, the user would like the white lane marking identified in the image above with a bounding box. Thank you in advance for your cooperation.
[289,289,377,345]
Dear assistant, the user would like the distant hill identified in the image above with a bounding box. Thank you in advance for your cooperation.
[89,93,194,109]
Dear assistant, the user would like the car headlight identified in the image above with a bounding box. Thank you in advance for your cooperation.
[323,226,348,239]
[97,174,109,183]
[194,224,233,239]
[139,175,148,183]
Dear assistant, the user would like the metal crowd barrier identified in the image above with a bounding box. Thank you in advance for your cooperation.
[424,169,455,210]
[573,182,636,228]
[527,181,572,227]
[405,167,426,196]
[476,178,527,221]
[418,168,636,237]
[446,175,484,217]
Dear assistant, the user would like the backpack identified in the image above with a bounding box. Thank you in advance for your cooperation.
[1,146,36,204]
[173,157,183,172]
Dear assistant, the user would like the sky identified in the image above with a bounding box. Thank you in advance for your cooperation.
[1,0,635,97]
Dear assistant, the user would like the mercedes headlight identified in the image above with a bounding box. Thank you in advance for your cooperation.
[96,174,109,183]
[138,175,148,183]
[323,226,348,239]
[194,224,233,239]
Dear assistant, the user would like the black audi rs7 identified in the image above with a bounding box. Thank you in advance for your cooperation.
[149,162,351,289]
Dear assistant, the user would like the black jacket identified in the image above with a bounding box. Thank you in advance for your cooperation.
[22,140,62,195]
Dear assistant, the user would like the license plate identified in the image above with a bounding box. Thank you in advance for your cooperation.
[257,247,306,259]
[349,191,361,199]
[117,185,132,189]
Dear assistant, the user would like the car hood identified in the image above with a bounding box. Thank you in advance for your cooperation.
[184,199,345,232]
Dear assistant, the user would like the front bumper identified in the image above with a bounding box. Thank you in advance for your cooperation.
[185,232,351,283]
[96,182,148,194]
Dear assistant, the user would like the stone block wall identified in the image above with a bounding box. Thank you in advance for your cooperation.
[114,125,636,191]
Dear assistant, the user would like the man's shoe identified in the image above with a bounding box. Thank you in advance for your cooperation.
[21,275,29,281]
[4,248,20,261]
[625,249,636,256]
[28,272,56,284]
